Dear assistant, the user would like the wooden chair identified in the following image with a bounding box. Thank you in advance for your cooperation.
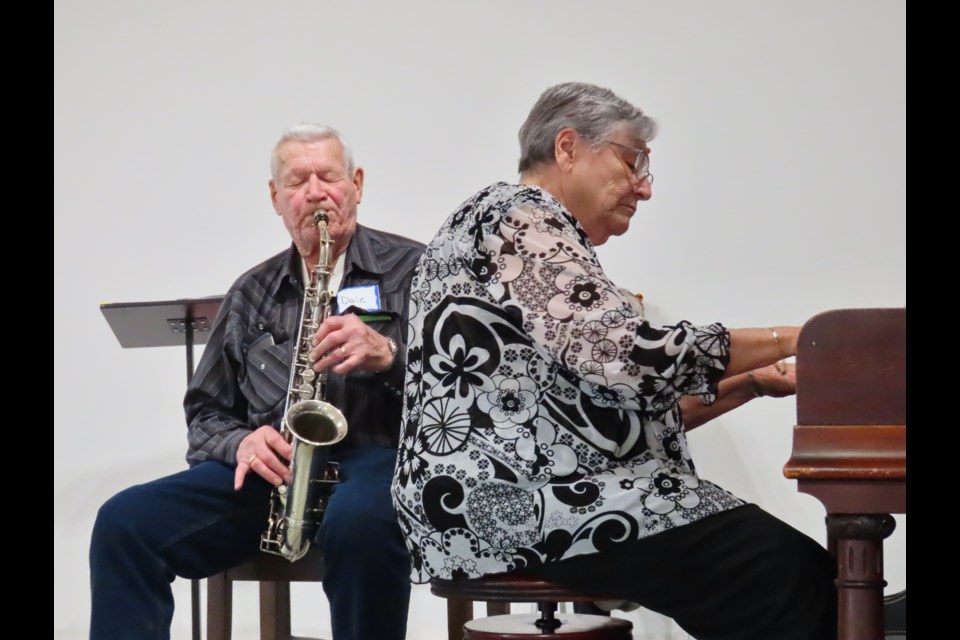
[206,548,326,640]
[431,574,632,640]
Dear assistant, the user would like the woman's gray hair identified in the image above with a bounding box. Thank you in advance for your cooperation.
[270,123,356,180]
[518,82,657,174]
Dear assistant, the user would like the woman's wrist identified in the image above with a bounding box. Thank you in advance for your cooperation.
[747,370,764,398]
[768,328,786,359]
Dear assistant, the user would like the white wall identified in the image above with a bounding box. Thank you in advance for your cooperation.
[54,1,906,638]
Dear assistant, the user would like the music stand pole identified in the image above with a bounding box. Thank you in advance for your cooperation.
[184,320,199,640]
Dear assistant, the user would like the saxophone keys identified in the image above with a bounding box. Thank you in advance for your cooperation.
[297,383,314,400]
[300,368,316,382]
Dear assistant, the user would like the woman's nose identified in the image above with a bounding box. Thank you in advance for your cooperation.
[634,175,652,201]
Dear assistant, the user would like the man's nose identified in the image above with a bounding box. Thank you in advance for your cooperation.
[306,174,327,200]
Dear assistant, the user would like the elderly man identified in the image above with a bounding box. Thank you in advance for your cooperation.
[91,123,424,640]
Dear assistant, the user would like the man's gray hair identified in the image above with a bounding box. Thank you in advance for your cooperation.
[518,82,657,174]
[270,123,356,180]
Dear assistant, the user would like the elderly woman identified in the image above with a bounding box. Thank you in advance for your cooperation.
[391,82,836,639]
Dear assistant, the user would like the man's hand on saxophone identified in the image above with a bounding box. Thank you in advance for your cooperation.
[234,425,294,491]
[310,314,396,375]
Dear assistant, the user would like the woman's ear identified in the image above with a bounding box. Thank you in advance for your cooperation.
[554,128,580,172]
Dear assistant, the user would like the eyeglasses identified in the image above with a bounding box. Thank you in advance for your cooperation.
[605,141,654,184]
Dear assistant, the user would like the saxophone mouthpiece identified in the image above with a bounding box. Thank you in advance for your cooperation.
[313,210,329,226]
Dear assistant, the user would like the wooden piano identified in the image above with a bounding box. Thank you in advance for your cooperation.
[784,307,906,640]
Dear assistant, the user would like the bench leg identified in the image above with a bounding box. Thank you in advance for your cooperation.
[447,598,473,640]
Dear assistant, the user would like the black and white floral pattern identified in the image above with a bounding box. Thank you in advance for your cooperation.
[391,183,744,583]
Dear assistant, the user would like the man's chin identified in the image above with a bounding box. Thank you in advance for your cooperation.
[330,221,356,242]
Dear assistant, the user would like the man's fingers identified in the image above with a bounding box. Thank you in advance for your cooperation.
[311,339,354,373]
[263,432,293,464]
[255,448,292,485]
[243,454,286,487]
[313,316,347,345]
[333,351,359,374]
[234,460,250,490]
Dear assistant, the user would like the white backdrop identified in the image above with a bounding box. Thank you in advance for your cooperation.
[54,2,906,638]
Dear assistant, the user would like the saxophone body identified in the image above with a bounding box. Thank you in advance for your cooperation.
[260,210,348,562]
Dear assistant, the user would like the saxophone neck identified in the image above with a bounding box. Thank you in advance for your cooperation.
[313,210,337,274]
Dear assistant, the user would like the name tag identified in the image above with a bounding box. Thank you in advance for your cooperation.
[337,284,381,313]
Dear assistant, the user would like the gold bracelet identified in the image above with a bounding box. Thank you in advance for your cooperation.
[768,328,785,359]
[747,370,764,398]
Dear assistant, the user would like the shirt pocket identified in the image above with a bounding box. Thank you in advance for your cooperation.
[243,334,292,413]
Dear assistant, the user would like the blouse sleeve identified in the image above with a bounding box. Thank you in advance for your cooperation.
[475,198,729,411]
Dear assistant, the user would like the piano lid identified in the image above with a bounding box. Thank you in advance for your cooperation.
[795,307,905,427]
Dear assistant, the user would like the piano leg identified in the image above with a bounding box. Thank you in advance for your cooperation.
[827,514,896,640]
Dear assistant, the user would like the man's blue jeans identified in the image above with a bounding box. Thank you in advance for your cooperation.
[90,447,411,640]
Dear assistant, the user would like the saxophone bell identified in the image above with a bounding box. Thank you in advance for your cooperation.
[286,400,348,449]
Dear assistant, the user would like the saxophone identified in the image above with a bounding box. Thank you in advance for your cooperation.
[260,210,348,562]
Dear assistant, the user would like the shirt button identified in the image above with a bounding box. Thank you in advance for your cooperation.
[260,364,266,370]
[258,323,264,330]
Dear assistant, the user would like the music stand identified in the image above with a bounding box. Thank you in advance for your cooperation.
[101,295,225,640]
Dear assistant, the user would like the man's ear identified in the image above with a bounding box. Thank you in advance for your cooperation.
[269,179,281,215]
[352,167,365,204]
[554,128,579,172]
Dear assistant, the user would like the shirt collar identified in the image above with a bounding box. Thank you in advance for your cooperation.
[338,224,388,279]
[274,224,384,297]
